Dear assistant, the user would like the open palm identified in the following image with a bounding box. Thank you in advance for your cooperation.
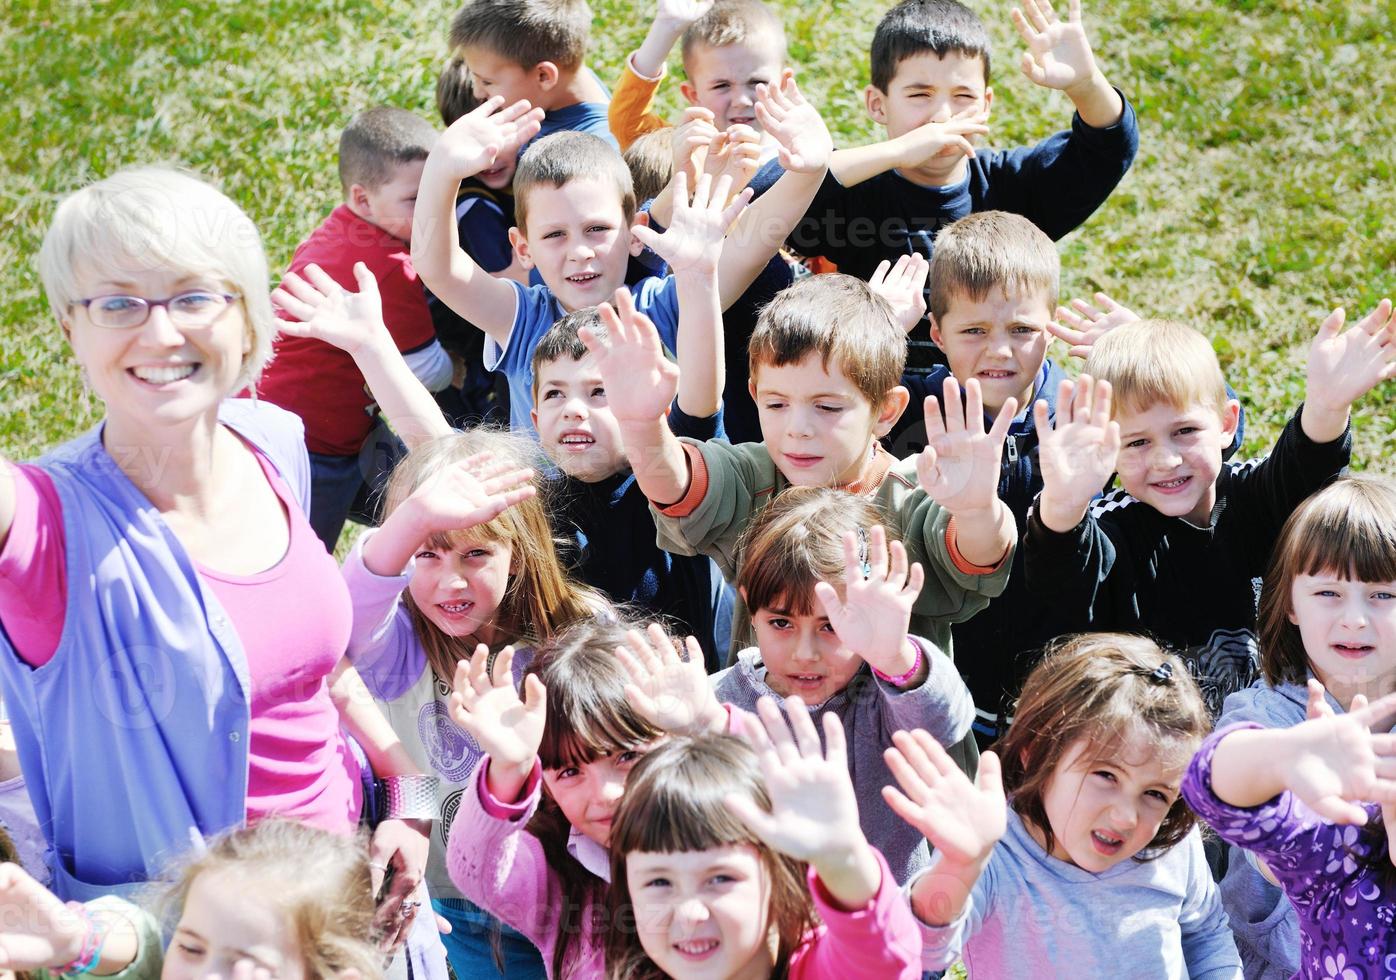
[883,729,1006,865]
[448,645,546,771]
[579,288,680,424]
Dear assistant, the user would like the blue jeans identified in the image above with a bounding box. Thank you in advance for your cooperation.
[432,897,546,980]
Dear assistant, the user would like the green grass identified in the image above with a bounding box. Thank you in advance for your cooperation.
[3,0,1394,473]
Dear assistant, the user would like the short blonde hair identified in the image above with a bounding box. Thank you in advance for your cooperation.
[928,211,1059,322]
[680,0,788,72]
[37,166,276,393]
[1082,319,1228,418]
[513,131,636,236]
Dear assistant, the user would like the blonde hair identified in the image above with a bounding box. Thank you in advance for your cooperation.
[928,211,1059,322]
[680,0,788,71]
[448,0,591,72]
[381,428,605,681]
[37,166,276,393]
[605,735,814,980]
[1082,319,1229,418]
[1259,476,1396,686]
[736,486,887,616]
[747,274,905,409]
[160,820,382,980]
[513,131,636,237]
[995,633,1211,860]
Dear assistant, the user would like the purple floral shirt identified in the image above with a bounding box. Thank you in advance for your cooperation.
[1183,723,1396,979]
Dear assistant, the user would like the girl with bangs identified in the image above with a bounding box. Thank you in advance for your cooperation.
[443,618,734,979]
[604,708,922,979]
[713,486,976,886]
[1202,476,1396,979]
[890,633,1241,977]
[340,427,609,980]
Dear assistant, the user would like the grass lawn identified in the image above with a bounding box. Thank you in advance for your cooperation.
[2,0,1393,475]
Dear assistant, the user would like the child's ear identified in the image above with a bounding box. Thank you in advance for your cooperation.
[864,85,889,125]
[874,385,911,437]
[627,212,650,257]
[349,183,372,216]
[535,61,560,91]
[680,80,700,106]
[509,226,535,270]
[1220,398,1241,442]
[983,87,994,117]
[928,314,945,348]
[529,405,540,430]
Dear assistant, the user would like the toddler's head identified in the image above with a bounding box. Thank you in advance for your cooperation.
[448,0,592,110]
[1083,321,1241,524]
[928,211,1058,416]
[605,734,814,980]
[509,132,641,312]
[866,0,993,184]
[996,633,1210,871]
[737,486,887,705]
[747,274,909,487]
[383,429,593,675]
[1259,476,1396,701]
[161,819,381,980]
[338,106,437,242]
[679,0,788,135]
[530,308,628,482]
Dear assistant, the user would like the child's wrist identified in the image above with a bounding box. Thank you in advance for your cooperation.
[1036,490,1088,534]
[871,638,922,687]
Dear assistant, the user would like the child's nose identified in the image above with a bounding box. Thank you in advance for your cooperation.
[1340,595,1371,627]
[674,896,710,927]
[562,394,588,419]
[786,406,816,438]
[570,241,596,261]
[1109,801,1139,831]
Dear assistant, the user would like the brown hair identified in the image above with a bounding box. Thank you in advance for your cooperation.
[513,131,636,236]
[928,211,1059,322]
[160,820,382,980]
[382,428,605,682]
[1259,476,1396,686]
[448,0,591,71]
[622,127,675,207]
[996,633,1211,860]
[530,306,605,401]
[519,617,667,978]
[435,57,479,126]
[1082,320,1229,418]
[604,735,815,980]
[871,0,991,91]
[736,486,886,617]
[747,273,906,409]
[680,0,788,71]
[338,106,437,196]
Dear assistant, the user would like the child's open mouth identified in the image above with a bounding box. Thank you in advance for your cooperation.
[1090,830,1124,855]
[566,272,601,286]
[1151,476,1191,493]
[1333,642,1375,660]
[673,939,720,960]
[437,600,474,617]
[558,432,595,451]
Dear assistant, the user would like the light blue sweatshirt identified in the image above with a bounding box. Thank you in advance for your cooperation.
[912,807,1241,978]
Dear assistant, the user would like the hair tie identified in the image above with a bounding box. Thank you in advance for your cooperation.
[856,527,871,578]
[1148,661,1174,684]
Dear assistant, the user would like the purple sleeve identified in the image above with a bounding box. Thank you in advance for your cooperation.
[789,848,922,980]
[1182,723,1375,885]
[0,463,66,666]
[340,533,428,700]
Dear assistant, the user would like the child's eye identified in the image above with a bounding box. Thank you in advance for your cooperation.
[543,230,564,239]
[587,225,612,234]
[816,404,843,414]
[644,877,672,888]
[1012,324,1041,335]
[711,82,730,91]
[762,401,787,411]
[555,766,580,779]
[818,620,836,633]
[1374,590,1396,601]
[618,750,644,766]
[415,550,439,561]
[1124,438,1148,449]
[542,389,562,401]
[462,548,489,559]
[1092,770,1117,783]
[175,944,206,959]
[765,616,792,630]
[708,873,738,886]
[1145,789,1173,804]
[1174,426,1199,437]
[590,386,606,399]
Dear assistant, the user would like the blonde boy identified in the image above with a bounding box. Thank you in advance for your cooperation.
[412,81,832,435]
[1026,306,1396,713]
[583,271,1018,658]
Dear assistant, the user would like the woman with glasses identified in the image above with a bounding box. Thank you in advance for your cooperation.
[0,167,434,929]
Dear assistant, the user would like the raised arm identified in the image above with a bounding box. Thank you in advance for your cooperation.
[412,97,544,345]
[830,110,989,188]
[1300,298,1396,444]
[1011,0,1123,128]
[631,170,752,417]
[632,0,713,79]
[1032,374,1119,532]
[715,74,832,309]
[449,644,548,804]
[580,290,692,505]
[271,261,453,450]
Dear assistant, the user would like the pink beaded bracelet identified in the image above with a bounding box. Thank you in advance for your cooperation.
[872,640,923,687]
[56,902,105,975]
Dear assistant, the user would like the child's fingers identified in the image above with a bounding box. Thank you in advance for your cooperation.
[939,376,966,433]
[821,711,849,768]
[755,696,800,766]
[1304,678,1333,720]
[882,784,931,830]
[976,750,1005,799]
[1032,397,1052,437]
[1314,308,1346,344]
[813,580,844,622]
[490,645,516,686]
[888,729,948,790]
[1351,691,1396,727]
[521,673,547,716]
[1089,378,1112,428]
[915,444,939,491]
[1009,6,1038,44]
[988,397,1018,444]
[622,682,658,722]
[883,745,932,802]
[1358,298,1394,335]
[903,560,925,598]
[646,622,683,665]
[724,792,780,841]
[1309,795,1372,826]
[923,394,947,442]
[1047,318,1088,346]
[621,628,661,675]
[888,538,909,587]
[1072,296,1105,321]
[867,524,890,581]
[782,697,822,759]
[1068,0,1082,23]
[718,186,754,228]
[963,377,986,433]
[269,288,314,323]
[302,262,346,299]
[869,259,891,286]
[909,728,961,779]
[351,260,381,298]
[681,635,704,666]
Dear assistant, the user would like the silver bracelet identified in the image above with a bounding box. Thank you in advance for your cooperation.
[377,774,440,822]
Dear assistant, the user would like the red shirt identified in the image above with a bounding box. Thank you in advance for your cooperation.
[254,206,437,456]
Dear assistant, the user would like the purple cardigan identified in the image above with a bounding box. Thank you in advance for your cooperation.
[1183,723,1396,979]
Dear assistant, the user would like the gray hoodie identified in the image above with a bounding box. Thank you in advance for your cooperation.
[712,636,975,885]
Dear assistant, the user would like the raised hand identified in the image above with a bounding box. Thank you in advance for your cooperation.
[867,253,930,334]
[400,452,536,537]
[1279,686,1396,824]
[1034,374,1119,532]
[726,698,869,870]
[754,72,832,175]
[814,526,924,676]
[893,107,990,169]
[883,729,1006,867]
[578,288,680,424]
[702,125,764,197]
[448,645,546,780]
[615,623,726,736]
[0,864,91,972]
[654,0,714,29]
[272,261,387,356]
[915,376,1016,516]
[671,106,721,185]
[1011,0,1102,93]
[632,170,753,277]
[1048,290,1141,359]
[1302,299,1396,441]
[431,96,545,180]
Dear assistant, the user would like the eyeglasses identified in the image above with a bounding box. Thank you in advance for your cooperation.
[72,290,240,329]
